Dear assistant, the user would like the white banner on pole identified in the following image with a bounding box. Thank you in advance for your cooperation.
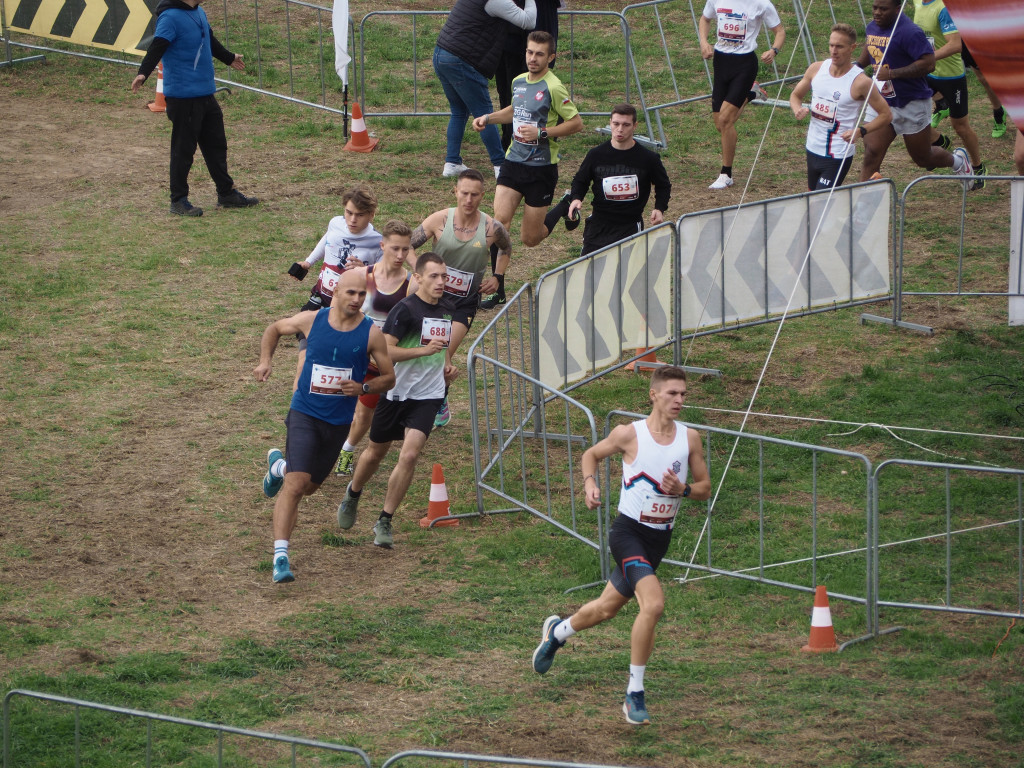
[1011,181,1024,327]
[332,0,349,87]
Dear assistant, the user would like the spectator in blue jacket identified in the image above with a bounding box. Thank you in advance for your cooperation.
[132,0,258,216]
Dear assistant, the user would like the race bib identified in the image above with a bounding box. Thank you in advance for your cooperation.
[443,265,475,298]
[639,493,681,526]
[421,317,452,347]
[717,12,747,43]
[602,174,640,201]
[810,96,839,124]
[309,364,352,395]
[513,118,539,146]
[318,263,344,299]
[878,78,895,99]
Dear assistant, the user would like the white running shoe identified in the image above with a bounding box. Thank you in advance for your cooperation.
[442,162,469,177]
[952,147,973,178]
[709,173,734,190]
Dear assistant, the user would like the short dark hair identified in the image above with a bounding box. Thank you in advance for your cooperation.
[457,168,485,186]
[650,365,687,387]
[342,184,378,213]
[528,30,555,54]
[380,219,411,239]
[611,103,638,122]
[415,251,445,273]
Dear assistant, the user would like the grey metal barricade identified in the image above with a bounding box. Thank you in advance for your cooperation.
[872,459,1024,629]
[467,284,607,585]
[381,750,641,768]
[2,689,372,768]
[894,175,1024,327]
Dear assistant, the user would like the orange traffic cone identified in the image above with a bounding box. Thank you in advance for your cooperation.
[419,463,459,528]
[343,103,379,153]
[147,62,166,113]
[802,585,839,653]
[626,348,657,372]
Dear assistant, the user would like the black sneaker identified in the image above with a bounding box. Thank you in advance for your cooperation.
[169,199,203,217]
[970,161,987,192]
[479,292,506,310]
[217,189,259,208]
[564,207,581,232]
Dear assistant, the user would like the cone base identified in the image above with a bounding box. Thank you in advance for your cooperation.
[419,515,459,528]
[801,642,838,653]
[344,137,379,153]
[625,349,657,372]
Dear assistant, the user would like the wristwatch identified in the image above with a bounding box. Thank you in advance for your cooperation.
[771,46,780,55]
[682,483,691,497]
[859,125,868,138]
[362,382,371,394]
[539,128,549,140]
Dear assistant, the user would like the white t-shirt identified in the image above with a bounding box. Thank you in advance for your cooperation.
[703,0,782,56]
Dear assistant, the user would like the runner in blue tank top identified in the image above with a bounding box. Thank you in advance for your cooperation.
[253,269,395,584]
[530,366,711,725]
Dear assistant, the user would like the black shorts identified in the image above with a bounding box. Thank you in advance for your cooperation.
[369,396,443,444]
[444,291,479,329]
[497,160,559,208]
[607,514,673,598]
[806,150,853,191]
[712,50,759,112]
[284,409,351,485]
[927,75,969,119]
[581,216,643,257]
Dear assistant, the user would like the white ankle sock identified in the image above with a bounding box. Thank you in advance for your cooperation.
[627,664,645,693]
[274,540,289,561]
[554,619,576,643]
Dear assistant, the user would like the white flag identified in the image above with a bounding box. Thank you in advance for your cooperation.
[333,0,350,87]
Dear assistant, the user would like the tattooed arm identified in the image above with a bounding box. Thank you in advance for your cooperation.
[409,210,444,269]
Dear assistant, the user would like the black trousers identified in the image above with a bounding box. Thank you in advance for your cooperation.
[165,95,234,203]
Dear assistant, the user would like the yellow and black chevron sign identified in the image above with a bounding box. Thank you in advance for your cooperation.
[6,0,159,57]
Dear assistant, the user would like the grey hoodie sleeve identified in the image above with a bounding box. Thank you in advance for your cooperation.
[484,0,537,30]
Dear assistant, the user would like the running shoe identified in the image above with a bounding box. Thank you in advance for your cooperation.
[749,82,768,102]
[935,133,952,151]
[531,614,564,674]
[952,147,973,181]
[373,517,394,548]
[272,555,295,583]
[263,448,284,498]
[334,448,355,475]
[434,398,452,428]
[479,292,506,310]
[337,484,360,529]
[442,162,468,177]
[708,173,734,190]
[970,161,987,192]
[565,206,581,231]
[930,106,949,129]
[992,114,1007,139]
[623,691,650,725]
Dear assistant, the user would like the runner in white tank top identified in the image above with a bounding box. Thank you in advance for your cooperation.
[790,24,892,190]
[529,366,711,726]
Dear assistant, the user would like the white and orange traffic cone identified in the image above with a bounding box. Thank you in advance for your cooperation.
[343,103,379,153]
[802,585,839,653]
[419,463,459,528]
[147,62,166,113]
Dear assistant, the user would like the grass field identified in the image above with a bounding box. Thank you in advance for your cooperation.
[2,1,1024,766]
